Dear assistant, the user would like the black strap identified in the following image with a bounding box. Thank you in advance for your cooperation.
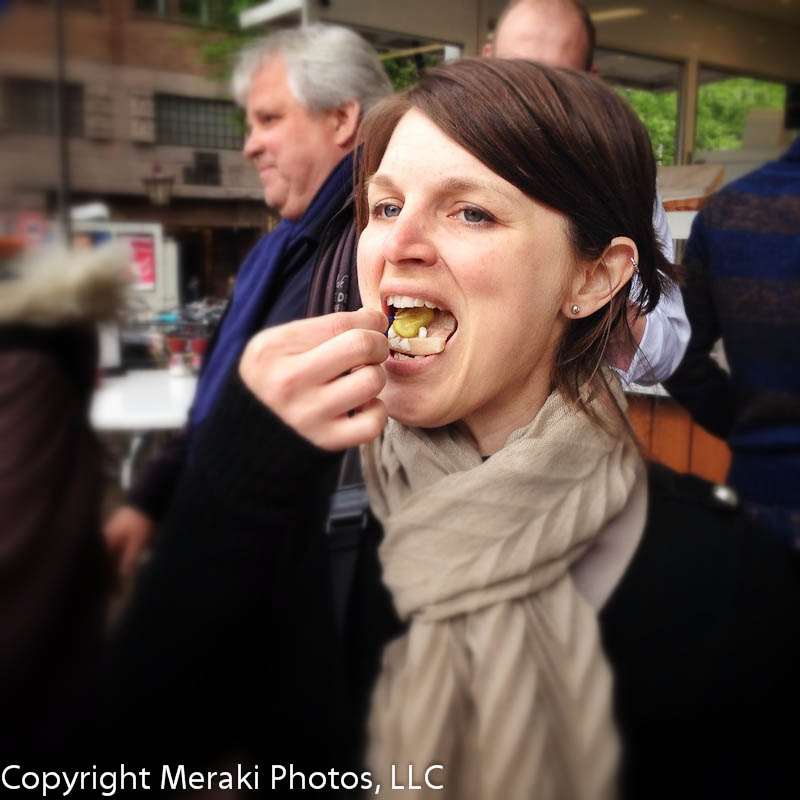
[326,447,370,633]
[306,186,367,633]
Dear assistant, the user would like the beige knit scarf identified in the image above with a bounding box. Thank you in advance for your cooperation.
[360,375,641,800]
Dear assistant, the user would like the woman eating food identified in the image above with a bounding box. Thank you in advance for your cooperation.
[236,59,799,799]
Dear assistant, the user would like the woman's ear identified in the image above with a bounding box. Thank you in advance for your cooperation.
[563,237,639,319]
[327,100,361,149]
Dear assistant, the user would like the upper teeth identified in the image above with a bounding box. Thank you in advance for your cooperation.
[387,295,440,310]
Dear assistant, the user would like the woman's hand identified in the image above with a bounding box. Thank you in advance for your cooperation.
[239,309,390,451]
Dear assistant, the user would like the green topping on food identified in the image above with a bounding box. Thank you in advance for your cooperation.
[393,306,435,338]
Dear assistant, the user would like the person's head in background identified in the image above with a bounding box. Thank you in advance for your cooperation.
[483,0,596,72]
[232,24,391,220]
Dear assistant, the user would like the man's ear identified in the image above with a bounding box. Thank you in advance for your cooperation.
[563,237,638,319]
[481,42,493,57]
[328,100,361,148]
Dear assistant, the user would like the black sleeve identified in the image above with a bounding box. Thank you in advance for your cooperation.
[188,365,344,518]
[104,366,345,768]
[601,464,800,800]
[125,429,189,521]
[663,215,735,439]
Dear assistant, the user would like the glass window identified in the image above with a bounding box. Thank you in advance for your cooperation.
[183,152,221,185]
[22,0,100,7]
[178,0,210,23]
[134,0,167,13]
[134,0,215,20]
[595,49,682,166]
[4,78,83,137]
[155,94,241,150]
[694,68,789,182]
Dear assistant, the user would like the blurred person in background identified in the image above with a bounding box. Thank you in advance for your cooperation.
[0,239,125,762]
[237,59,800,799]
[484,0,690,385]
[100,24,390,776]
[103,24,390,578]
[665,132,800,549]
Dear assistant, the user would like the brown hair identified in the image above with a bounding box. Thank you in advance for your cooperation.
[356,58,677,417]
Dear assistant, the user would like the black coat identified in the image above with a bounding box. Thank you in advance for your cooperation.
[1,324,108,763]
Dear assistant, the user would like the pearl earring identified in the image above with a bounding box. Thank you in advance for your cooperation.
[571,304,580,315]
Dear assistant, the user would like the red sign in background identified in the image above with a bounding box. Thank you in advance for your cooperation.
[119,234,156,290]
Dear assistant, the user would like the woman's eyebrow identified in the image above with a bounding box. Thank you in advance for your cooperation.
[441,176,518,203]
[365,173,398,192]
[439,177,485,194]
[367,173,517,204]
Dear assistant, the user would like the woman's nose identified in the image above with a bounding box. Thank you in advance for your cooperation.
[381,209,437,268]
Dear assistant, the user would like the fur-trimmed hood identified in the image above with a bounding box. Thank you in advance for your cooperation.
[0,244,130,327]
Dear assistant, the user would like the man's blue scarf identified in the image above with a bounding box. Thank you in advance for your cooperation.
[189,153,353,433]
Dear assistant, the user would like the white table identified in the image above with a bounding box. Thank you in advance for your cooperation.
[91,369,197,431]
[91,369,197,488]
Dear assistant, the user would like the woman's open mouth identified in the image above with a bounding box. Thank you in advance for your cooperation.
[385,295,457,360]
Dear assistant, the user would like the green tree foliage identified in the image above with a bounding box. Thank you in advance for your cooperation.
[695,77,785,152]
[190,0,265,81]
[383,53,443,92]
[616,77,786,166]
[616,87,677,165]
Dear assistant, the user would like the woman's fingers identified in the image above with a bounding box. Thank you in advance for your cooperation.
[288,364,386,431]
[269,308,388,354]
[243,324,387,411]
[293,326,389,386]
[313,397,389,452]
[239,309,391,450]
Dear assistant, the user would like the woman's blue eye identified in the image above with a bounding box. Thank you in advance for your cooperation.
[378,203,401,218]
[463,208,485,223]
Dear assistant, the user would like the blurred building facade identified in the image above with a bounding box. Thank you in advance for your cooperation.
[0,0,271,298]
